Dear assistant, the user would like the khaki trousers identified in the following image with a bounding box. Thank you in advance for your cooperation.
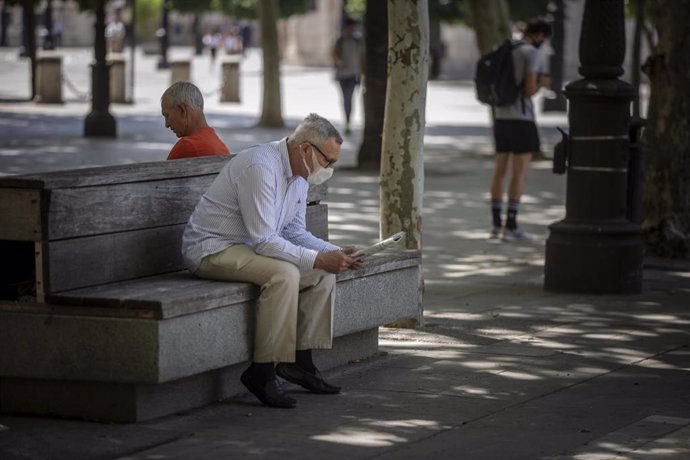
[196,244,335,363]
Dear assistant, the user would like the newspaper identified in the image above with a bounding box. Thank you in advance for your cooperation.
[352,231,406,258]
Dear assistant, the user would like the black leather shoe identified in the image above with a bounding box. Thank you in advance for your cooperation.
[276,363,341,394]
[240,369,296,408]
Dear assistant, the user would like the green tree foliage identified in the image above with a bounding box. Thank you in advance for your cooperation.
[212,0,314,19]
[171,0,214,13]
[507,0,550,22]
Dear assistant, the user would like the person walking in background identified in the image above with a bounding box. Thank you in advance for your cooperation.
[181,114,363,408]
[105,10,126,54]
[223,25,243,56]
[489,17,552,242]
[332,17,364,135]
[202,29,222,64]
[161,81,230,160]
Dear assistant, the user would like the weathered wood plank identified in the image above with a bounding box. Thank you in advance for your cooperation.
[35,241,46,304]
[44,179,327,240]
[48,271,259,319]
[0,157,230,189]
[46,176,215,240]
[0,157,327,203]
[305,203,328,240]
[0,188,43,241]
[43,204,329,293]
[45,224,186,293]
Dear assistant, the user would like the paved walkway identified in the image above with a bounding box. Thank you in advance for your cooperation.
[1,47,689,460]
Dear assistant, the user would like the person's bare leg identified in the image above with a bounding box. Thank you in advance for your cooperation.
[504,153,533,240]
[491,153,511,199]
[489,154,511,236]
[508,153,532,201]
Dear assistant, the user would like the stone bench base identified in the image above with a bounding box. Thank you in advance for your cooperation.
[0,329,377,423]
[0,251,421,422]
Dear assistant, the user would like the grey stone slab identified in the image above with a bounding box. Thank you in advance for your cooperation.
[555,415,690,459]
[0,329,378,423]
[0,416,189,460]
[0,312,160,382]
[370,355,690,460]
[333,265,421,336]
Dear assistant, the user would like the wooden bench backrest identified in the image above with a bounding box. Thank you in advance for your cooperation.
[0,157,329,301]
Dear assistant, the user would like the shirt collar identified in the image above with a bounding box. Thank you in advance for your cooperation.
[277,137,298,181]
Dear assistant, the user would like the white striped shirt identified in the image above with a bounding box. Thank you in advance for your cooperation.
[181,138,340,273]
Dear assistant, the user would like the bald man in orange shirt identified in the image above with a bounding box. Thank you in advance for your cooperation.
[161,81,230,160]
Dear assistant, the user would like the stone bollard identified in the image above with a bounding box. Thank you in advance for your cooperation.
[108,53,126,103]
[35,51,63,104]
[220,54,241,103]
[170,58,191,84]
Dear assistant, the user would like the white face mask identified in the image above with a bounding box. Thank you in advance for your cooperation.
[302,147,334,185]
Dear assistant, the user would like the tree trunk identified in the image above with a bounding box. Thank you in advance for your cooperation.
[380,0,428,328]
[356,0,387,170]
[380,0,427,251]
[641,0,690,258]
[467,0,511,54]
[257,0,284,128]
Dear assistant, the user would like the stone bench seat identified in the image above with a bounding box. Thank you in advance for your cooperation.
[48,251,420,320]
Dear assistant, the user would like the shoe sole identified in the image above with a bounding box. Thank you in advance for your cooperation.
[276,366,341,395]
[240,374,296,409]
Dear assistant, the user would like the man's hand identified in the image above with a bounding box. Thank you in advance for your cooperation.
[314,249,361,274]
[342,247,364,271]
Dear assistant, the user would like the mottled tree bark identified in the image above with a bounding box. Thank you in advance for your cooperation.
[356,0,387,171]
[257,0,283,127]
[641,0,690,258]
[380,0,428,328]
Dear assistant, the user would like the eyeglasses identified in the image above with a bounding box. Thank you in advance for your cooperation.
[309,142,337,168]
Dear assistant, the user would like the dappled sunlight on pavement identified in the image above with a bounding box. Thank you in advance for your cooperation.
[1,46,688,460]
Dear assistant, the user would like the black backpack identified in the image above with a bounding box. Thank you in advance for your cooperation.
[474,40,523,107]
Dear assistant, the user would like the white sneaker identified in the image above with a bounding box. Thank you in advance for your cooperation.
[502,227,533,242]
[489,227,502,240]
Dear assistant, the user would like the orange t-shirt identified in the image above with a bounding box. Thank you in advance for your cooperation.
[167,127,230,160]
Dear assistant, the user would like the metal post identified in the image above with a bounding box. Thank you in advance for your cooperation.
[157,0,169,69]
[84,0,117,138]
[129,0,137,103]
[1,3,10,47]
[42,0,54,50]
[21,0,37,99]
[544,0,643,294]
[543,0,567,112]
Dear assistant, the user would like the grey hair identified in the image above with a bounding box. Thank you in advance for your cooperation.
[290,113,343,147]
[161,81,204,111]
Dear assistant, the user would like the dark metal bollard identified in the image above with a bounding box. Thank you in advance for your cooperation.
[544,0,643,294]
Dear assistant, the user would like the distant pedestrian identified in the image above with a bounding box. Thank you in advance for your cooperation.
[105,11,126,54]
[202,29,222,63]
[489,17,552,242]
[239,21,252,54]
[52,18,63,47]
[223,26,243,55]
[161,81,230,160]
[332,17,364,135]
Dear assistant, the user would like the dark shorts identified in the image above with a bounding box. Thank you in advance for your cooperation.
[493,119,540,154]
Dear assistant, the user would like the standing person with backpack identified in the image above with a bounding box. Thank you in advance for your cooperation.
[332,17,364,135]
[484,17,552,242]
